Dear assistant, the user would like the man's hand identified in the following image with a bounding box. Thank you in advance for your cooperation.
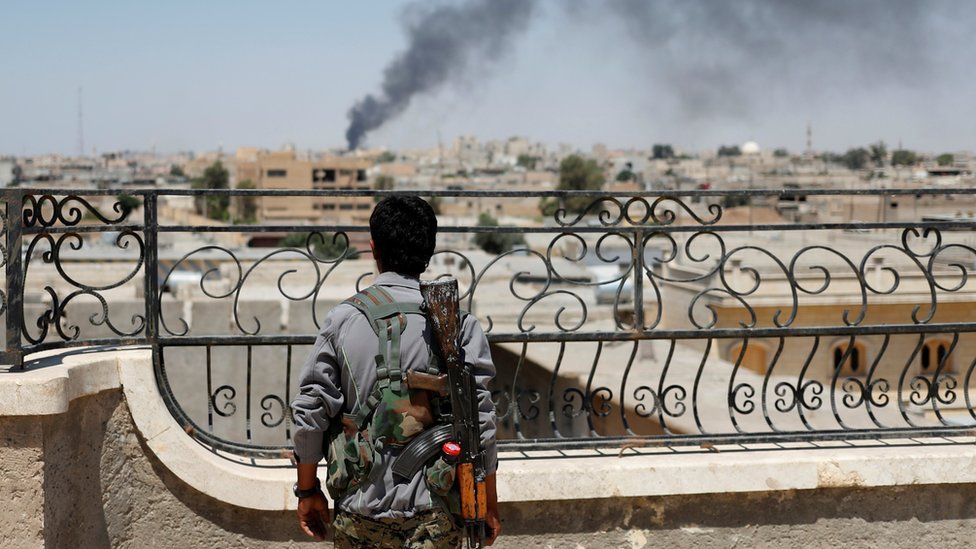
[485,506,502,546]
[484,472,501,545]
[297,492,331,541]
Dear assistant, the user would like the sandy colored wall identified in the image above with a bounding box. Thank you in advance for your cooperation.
[4,388,976,548]
[0,416,45,547]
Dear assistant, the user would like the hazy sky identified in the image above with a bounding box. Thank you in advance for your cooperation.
[3,0,976,156]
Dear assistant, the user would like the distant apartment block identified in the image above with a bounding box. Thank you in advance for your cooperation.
[235,148,373,224]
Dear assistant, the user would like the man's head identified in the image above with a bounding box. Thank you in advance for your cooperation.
[369,196,437,276]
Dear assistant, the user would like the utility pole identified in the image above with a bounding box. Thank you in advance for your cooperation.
[805,121,812,156]
[436,130,444,183]
[76,86,85,157]
[748,164,754,236]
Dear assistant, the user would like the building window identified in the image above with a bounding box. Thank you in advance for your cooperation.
[323,204,336,210]
[920,339,953,374]
[832,341,866,377]
[356,203,370,210]
[356,169,367,181]
[339,204,353,210]
[267,169,287,177]
[337,170,358,185]
[313,169,336,183]
[728,342,768,375]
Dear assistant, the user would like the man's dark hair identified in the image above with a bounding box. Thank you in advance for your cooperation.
[369,196,437,275]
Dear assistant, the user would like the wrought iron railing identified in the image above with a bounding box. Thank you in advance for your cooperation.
[6,187,976,460]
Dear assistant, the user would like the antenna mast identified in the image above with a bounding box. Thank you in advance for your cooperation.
[76,86,85,157]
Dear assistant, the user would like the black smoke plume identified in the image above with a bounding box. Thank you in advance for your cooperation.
[345,0,537,149]
[347,0,959,148]
[575,0,937,118]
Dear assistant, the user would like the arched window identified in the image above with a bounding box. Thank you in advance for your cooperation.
[920,339,954,374]
[728,342,769,375]
[831,341,866,377]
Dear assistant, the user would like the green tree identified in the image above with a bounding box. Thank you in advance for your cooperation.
[540,154,605,216]
[373,174,394,203]
[235,179,258,223]
[116,194,141,217]
[615,169,635,182]
[516,154,540,170]
[169,164,185,177]
[820,152,843,165]
[472,212,526,255]
[937,153,954,166]
[773,148,789,158]
[717,145,741,157]
[869,141,887,167]
[10,165,23,186]
[841,148,870,170]
[279,232,359,259]
[192,161,230,221]
[652,144,674,159]
[890,149,918,167]
[376,151,397,163]
[559,155,605,190]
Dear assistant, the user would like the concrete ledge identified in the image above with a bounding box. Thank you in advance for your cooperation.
[0,348,122,416]
[116,348,296,511]
[2,347,296,511]
[8,347,976,514]
[496,442,976,501]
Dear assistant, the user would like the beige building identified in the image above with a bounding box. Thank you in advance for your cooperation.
[183,151,232,180]
[235,148,373,225]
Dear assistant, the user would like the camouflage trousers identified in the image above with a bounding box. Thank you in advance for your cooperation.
[332,509,461,549]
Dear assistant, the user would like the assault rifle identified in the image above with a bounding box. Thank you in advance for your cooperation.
[393,277,488,547]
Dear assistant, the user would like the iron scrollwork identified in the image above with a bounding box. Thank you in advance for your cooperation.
[7,189,976,460]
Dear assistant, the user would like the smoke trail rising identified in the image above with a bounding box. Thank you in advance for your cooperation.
[347,0,963,147]
[579,0,936,118]
[345,0,537,149]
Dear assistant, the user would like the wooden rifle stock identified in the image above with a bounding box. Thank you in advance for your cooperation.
[421,277,488,547]
[404,370,449,396]
[458,463,488,520]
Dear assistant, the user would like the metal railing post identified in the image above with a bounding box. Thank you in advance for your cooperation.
[632,228,645,331]
[143,192,159,346]
[5,190,23,368]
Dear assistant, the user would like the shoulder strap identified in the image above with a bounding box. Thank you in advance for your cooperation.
[343,285,428,429]
[344,287,425,329]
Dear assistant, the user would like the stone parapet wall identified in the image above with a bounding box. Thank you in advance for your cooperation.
[0,416,44,547]
[4,349,976,548]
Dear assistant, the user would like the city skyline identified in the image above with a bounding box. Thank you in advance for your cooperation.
[4,1,976,156]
